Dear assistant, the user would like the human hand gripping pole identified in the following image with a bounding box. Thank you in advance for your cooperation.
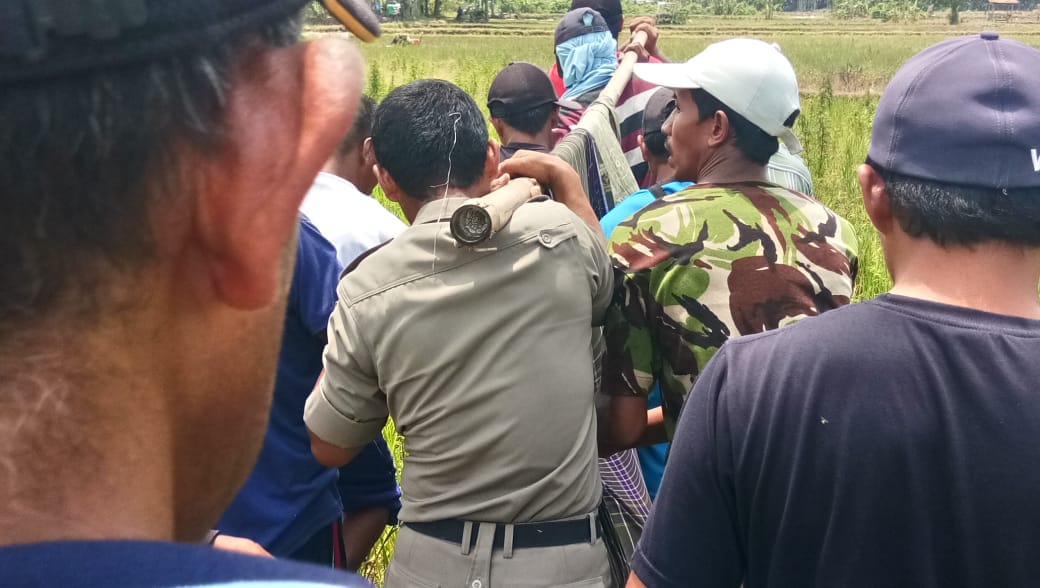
[450,149,603,244]
[599,30,648,109]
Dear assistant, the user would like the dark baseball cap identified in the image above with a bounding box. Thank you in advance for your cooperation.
[868,32,1040,190]
[570,0,622,39]
[0,0,381,85]
[642,87,675,137]
[555,8,609,47]
[487,62,576,117]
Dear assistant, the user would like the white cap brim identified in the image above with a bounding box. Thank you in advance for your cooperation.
[778,128,803,155]
[633,62,703,90]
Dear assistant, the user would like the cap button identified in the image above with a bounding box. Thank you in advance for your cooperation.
[981,31,999,40]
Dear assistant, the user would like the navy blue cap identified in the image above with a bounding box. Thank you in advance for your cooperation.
[868,33,1040,189]
[0,0,380,84]
[488,61,577,117]
[555,8,608,46]
[642,87,675,137]
[570,0,621,38]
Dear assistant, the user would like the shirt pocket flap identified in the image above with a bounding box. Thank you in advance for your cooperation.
[536,223,579,249]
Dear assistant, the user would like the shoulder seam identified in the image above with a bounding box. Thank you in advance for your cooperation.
[339,239,393,282]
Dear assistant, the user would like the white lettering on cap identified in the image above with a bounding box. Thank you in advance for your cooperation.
[1033,148,1040,172]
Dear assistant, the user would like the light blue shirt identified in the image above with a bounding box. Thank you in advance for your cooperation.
[601,181,692,237]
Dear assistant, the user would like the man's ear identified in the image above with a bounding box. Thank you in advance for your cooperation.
[551,108,561,129]
[357,137,379,194]
[707,110,730,148]
[490,117,506,143]
[484,139,502,181]
[195,38,363,309]
[637,134,651,163]
[859,163,894,235]
[374,163,403,204]
[362,137,377,169]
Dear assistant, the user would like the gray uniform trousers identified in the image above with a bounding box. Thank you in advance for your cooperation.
[385,519,612,588]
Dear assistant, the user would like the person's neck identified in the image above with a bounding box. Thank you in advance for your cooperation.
[402,180,494,222]
[693,150,767,185]
[427,181,494,201]
[649,160,676,185]
[322,156,363,191]
[0,333,176,546]
[888,238,1040,319]
[501,127,552,151]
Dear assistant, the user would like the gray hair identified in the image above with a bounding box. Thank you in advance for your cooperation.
[0,16,301,336]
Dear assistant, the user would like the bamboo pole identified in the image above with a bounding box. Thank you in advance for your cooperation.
[595,30,648,109]
[448,31,649,245]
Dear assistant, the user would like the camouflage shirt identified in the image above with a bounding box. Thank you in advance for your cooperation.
[604,182,859,437]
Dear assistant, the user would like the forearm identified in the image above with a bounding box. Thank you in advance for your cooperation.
[340,506,391,571]
[626,572,649,588]
[635,407,669,447]
[497,151,602,234]
[550,171,601,232]
[309,430,366,468]
[599,394,648,451]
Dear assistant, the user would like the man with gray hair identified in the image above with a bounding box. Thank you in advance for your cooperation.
[629,33,1040,587]
[0,0,377,584]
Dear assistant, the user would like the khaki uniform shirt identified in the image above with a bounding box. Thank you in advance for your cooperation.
[305,197,613,524]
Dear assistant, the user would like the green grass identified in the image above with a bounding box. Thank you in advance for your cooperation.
[331,14,1040,581]
[799,90,891,300]
[357,420,405,585]
[315,10,1040,95]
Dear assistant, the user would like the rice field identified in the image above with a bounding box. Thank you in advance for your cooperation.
[320,13,1040,582]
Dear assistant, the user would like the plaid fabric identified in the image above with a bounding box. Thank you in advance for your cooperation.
[590,330,651,566]
[553,99,639,213]
[554,129,612,219]
[599,449,651,559]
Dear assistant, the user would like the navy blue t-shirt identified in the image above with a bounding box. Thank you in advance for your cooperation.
[218,217,344,556]
[633,294,1040,587]
[0,541,370,586]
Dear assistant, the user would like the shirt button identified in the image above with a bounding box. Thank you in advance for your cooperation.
[540,233,552,244]
[471,580,483,588]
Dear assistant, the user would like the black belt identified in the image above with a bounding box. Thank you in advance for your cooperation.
[405,515,599,550]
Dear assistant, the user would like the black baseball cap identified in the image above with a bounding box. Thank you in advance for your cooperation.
[487,62,576,118]
[868,33,1040,189]
[642,87,675,137]
[0,0,381,85]
[554,8,609,47]
[570,0,622,39]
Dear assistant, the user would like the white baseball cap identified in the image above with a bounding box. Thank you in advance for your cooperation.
[634,38,803,154]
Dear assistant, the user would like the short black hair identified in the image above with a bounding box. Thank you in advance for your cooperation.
[0,15,300,332]
[371,80,489,200]
[869,161,1040,247]
[690,89,779,166]
[337,95,377,156]
[499,103,555,135]
[642,131,669,159]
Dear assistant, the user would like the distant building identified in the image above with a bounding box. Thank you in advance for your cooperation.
[988,0,1019,20]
